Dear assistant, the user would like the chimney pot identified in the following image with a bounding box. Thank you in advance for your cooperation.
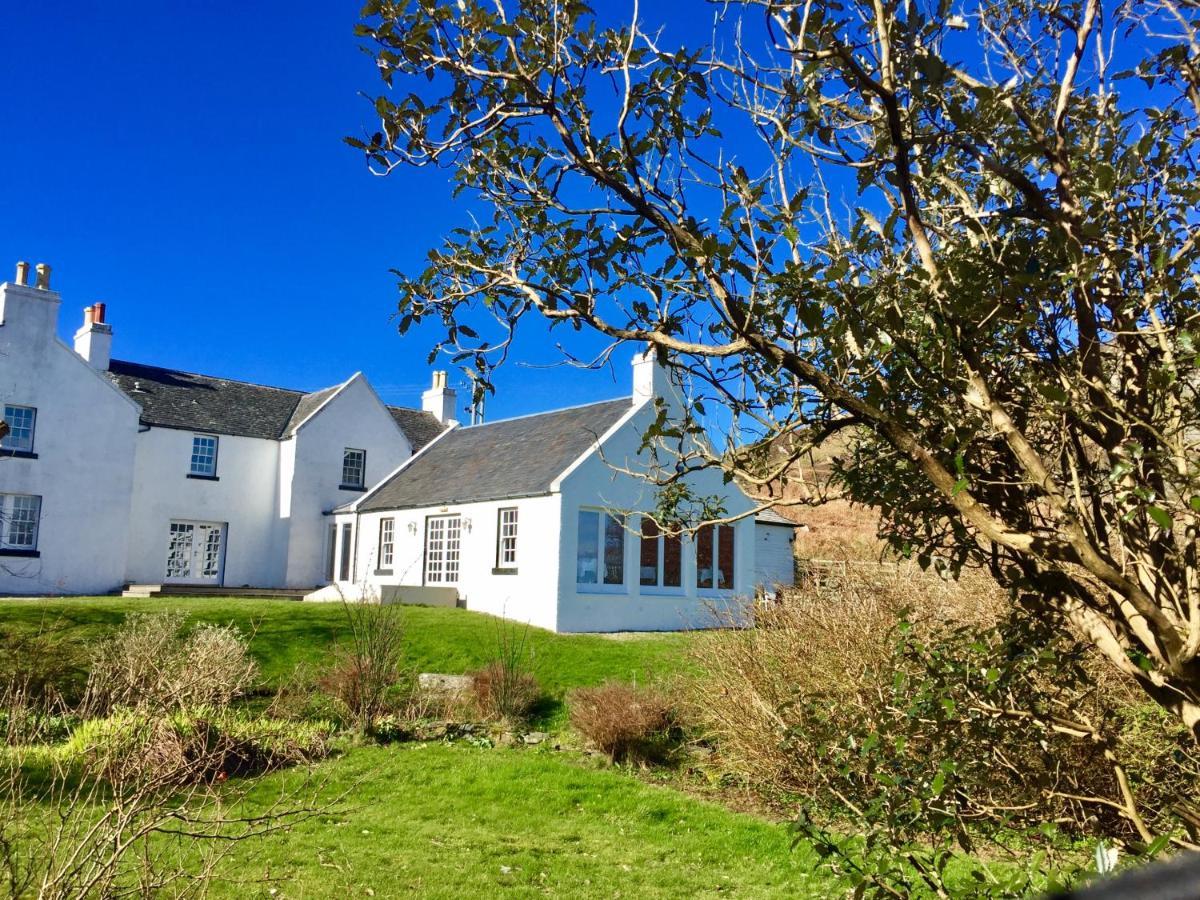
[14,261,29,286]
[34,263,51,290]
[83,305,95,325]
[93,302,106,323]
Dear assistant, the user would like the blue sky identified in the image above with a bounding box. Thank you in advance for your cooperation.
[0,1,693,417]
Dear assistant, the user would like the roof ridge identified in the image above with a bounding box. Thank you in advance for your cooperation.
[109,358,309,396]
[456,396,629,430]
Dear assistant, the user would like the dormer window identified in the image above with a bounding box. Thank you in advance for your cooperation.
[189,434,219,479]
[341,448,366,490]
[1,405,36,455]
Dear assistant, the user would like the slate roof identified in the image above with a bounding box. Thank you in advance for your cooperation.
[387,406,445,452]
[359,398,633,512]
[755,508,798,527]
[106,359,439,448]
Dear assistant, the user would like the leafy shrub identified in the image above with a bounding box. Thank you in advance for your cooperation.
[86,612,258,713]
[0,703,76,745]
[61,708,333,784]
[318,602,410,730]
[569,682,675,763]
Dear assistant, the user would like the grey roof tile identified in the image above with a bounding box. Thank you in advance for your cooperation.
[387,406,445,452]
[359,398,633,511]
[106,360,434,448]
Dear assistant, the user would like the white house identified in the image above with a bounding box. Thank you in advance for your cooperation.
[0,263,442,597]
[325,356,798,632]
[0,262,794,630]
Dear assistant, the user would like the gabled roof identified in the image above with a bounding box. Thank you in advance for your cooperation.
[106,359,437,447]
[358,398,633,512]
[283,383,343,436]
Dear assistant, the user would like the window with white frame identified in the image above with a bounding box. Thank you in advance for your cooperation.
[496,507,518,568]
[378,517,395,569]
[189,434,218,476]
[342,448,366,488]
[639,517,683,589]
[0,493,42,551]
[576,509,625,586]
[696,524,736,590]
[2,405,36,453]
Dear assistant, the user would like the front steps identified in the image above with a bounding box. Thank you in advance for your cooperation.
[121,583,310,600]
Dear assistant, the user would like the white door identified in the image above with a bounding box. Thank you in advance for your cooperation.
[424,515,461,585]
[165,520,226,584]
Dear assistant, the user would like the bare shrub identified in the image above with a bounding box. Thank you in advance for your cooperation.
[690,566,1003,795]
[469,662,540,724]
[86,612,258,714]
[0,612,89,708]
[469,620,540,724]
[687,564,1200,893]
[318,601,410,730]
[569,682,674,763]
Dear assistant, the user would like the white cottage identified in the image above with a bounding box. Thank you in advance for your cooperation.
[325,356,797,632]
[0,262,794,630]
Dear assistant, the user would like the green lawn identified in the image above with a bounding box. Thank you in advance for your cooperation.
[0,597,693,694]
[2,598,836,897]
[206,743,836,898]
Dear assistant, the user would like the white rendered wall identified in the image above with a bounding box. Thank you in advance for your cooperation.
[124,427,283,587]
[554,399,758,632]
[0,281,140,595]
[283,376,411,588]
[753,524,796,589]
[344,494,562,631]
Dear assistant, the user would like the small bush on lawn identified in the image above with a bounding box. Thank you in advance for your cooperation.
[469,619,541,724]
[470,662,540,724]
[86,612,258,714]
[0,616,88,706]
[61,708,333,784]
[569,682,675,764]
[318,602,410,730]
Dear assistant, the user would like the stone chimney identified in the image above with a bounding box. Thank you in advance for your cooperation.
[74,302,113,370]
[632,347,673,404]
[422,370,458,424]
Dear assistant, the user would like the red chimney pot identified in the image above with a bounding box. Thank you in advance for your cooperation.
[93,302,106,324]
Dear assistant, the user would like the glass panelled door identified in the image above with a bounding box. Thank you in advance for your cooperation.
[424,515,461,585]
[165,520,226,584]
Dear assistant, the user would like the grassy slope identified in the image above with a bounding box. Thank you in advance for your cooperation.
[0,597,692,694]
[215,743,835,899]
[3,598,835,896]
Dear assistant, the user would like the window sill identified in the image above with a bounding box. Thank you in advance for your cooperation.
[492,567,518,576]
[0,449,37,459]
[0,548,40,558]
[339,484,367,492]
[575,584,629,596]
[640,586,686,596]
[187,473,219,481]
[374,568,394,577]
